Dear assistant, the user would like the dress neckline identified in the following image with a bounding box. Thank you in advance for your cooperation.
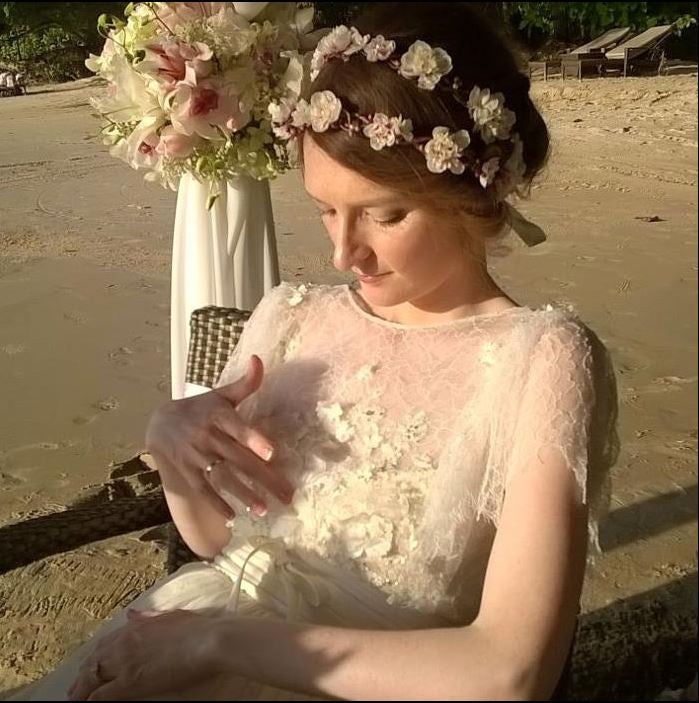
[343,284,531,331]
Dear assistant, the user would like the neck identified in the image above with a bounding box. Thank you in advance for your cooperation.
[361,260,516,327]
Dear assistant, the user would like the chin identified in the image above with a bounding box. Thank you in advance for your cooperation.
[359,276,409,305]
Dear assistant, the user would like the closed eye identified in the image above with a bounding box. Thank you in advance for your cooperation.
[374,212,406,226]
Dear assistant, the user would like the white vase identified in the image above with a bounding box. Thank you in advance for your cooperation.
[170,174,280,400]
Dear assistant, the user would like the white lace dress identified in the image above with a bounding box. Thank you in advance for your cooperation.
[11,281,620,701]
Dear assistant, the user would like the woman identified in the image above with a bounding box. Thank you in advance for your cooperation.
[12,3,619,700]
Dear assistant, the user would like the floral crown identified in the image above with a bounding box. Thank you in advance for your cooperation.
[268,25,527,201]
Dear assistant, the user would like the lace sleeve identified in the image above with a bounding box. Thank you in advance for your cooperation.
[214,282,295,391]
[494,317,620,551]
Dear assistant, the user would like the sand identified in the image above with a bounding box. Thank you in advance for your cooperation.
[0,70,697,694]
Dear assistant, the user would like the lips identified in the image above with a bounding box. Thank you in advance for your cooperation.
[356,272,390,280]
[357,271,390,283]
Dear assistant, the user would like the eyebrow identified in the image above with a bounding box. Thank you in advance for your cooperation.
[305,192,403,208]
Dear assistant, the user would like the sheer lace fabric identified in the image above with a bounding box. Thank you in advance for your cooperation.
[215,282,620,624]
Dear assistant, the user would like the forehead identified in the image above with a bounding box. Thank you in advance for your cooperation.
[302,134,399,206]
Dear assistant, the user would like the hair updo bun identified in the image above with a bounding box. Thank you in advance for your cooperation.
[305,2,550,257]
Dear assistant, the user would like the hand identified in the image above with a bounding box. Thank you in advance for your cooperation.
[67,609,220,701]
[145,354,295,520]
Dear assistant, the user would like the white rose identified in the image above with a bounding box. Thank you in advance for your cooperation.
[309,91,342,132]
[423,126,470,175]
[364,35,396,62]
[311,25,368,79]
[398,40,452,90]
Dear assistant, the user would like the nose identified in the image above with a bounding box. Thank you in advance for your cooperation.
[332,219,372,272]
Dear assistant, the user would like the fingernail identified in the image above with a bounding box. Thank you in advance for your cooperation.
[263,446,274,462]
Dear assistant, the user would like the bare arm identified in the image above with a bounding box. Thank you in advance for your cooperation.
[145,356,293,561]
[156,455,233,560]
[208,446,588,700]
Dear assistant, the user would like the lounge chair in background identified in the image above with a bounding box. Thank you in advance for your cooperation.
[602,24,677,77]
[530,26,631,80]
[560,26,634,79]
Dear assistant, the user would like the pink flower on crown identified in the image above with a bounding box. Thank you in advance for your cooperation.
[362,113,413,150]
[311,25,368,79]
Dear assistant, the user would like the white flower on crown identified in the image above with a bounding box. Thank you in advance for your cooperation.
[479,156,500,188]
[398,40,452,90]
[364,35,396,62]
[311,25,368,79]
[309,90,342,132]
[362,113,414,150]
[467,86,517,144]
[423,127,470,175]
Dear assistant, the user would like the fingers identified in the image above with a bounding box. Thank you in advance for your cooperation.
[214,354,265,408]
[206,464,269,517]
[68,658,108,701]
[208,428,294,503]
[176,447,238,520]
[210,397,275,464]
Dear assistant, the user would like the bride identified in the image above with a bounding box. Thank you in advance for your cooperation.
[12,3,618,700]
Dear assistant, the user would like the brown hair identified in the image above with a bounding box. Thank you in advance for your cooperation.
[305,2,550,258]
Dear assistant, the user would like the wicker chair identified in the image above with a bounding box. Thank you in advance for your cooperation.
[0,305,695,700]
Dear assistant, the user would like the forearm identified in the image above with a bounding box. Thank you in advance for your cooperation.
[157,460,231,560]
[212,617,528,701]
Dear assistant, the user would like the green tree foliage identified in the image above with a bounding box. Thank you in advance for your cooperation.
[0,2,126,81]
[506,2,697,42]
[0,2,696,84]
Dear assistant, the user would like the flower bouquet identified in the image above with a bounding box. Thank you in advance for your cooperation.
[85,1,316,207]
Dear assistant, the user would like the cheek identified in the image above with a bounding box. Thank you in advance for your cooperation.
[389,218,451,268]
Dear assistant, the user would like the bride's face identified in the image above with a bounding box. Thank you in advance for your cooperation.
[302,135,471,310]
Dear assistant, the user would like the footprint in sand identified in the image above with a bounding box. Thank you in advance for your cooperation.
[628,376,697,398]
[93,397,119,412]
[650,375,698,390]
[63,310,87,325]
[0,471,25,489]
[108,345,135,367]
[72,414,97,426]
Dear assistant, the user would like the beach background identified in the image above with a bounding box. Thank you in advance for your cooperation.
[0,69,697,692]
